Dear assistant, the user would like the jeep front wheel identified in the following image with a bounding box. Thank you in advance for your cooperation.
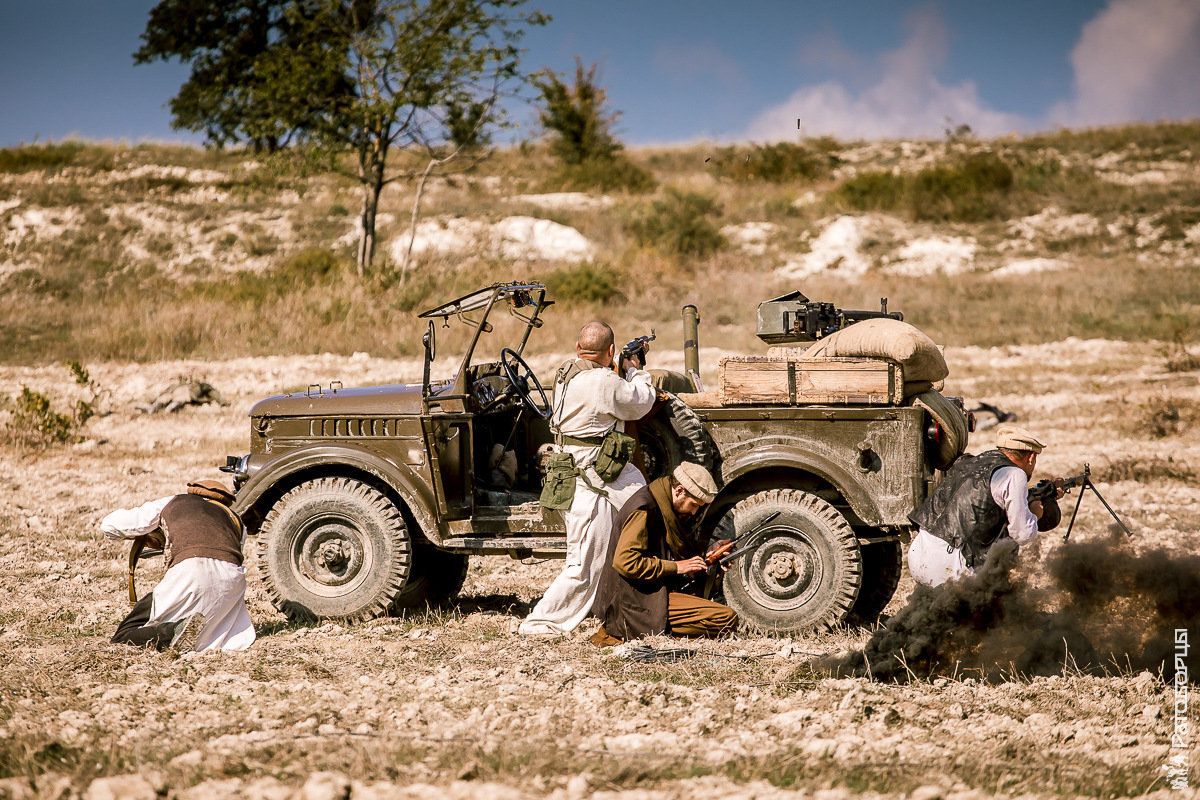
[722,489,862,633]
[258,477,411,623]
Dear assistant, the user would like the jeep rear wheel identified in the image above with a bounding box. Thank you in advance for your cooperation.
[391,546,469,611]
[722,489,862,633]
[846,540,902,625]
[258,477,411,623]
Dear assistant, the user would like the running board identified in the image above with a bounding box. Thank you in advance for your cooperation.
[439,537,568,558]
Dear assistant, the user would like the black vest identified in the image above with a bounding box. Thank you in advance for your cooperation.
[909,450,1020,568]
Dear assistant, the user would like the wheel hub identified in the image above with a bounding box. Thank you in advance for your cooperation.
[297,522,365,588]
[741,527,821,610]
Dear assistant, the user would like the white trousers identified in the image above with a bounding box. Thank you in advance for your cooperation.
[907,528,973,588]
[149,557,256,651]
[520,463,647,635]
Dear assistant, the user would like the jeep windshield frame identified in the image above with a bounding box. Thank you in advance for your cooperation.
[417,281,550,401]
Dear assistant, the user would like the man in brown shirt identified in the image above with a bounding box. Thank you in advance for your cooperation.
[591,462,737,643]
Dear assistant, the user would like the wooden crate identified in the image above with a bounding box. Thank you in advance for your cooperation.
[718,356,901,405]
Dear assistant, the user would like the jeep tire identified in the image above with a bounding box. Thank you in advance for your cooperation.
[391,545,469,611]
[722,489,862,633]
[636,392,717,482]
[846,540,902,625]
[258,477,411,622]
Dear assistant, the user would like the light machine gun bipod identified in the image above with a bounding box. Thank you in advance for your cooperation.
[1028,464,1134,543]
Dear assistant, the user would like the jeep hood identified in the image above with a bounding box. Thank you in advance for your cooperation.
[250,384,426,417]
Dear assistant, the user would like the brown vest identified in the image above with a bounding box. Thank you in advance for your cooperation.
[161,494,244,569]
[592,483,686,639]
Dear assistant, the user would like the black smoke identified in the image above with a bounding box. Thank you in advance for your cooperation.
[820,536,1200,682]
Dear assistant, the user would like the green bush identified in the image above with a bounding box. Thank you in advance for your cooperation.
[627,189,726,258]
[4,361,99,446]
[834,152,1015,222]
[0,143,83,173]
[545,263,620,303]
[549,156,656,193]
[708,142,837,183]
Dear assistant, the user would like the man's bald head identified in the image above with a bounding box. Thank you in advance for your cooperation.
[577,321,615,365]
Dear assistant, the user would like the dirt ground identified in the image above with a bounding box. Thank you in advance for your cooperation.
[0,341,1197,799]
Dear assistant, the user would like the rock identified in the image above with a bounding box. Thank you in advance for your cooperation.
[0,777,35,800]
[299,771,351,800]
[136,379,228,413]
[565,774,590,800]
[911,785,945,800]
[1142,704,1162,719]
[82,774,156,800]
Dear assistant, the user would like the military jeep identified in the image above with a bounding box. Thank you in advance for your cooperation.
[225,280,966,632]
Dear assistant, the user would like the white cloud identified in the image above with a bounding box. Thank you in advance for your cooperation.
[742,0,1200,144]
[1050,0,1200,126]
[743,7,1026,141]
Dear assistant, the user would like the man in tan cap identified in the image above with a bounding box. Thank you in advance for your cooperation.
[590,462,738,643]
[907,424,1063,587]
[101,479,255,652]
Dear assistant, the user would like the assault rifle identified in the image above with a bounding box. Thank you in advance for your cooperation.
[1028,464,1134,542]
[619,329,655,369]
[699,511,781,598]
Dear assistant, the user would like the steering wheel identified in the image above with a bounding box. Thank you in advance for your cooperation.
[500,348,551,419]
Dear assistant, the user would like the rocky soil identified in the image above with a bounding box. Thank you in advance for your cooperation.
[1,338,1197,799]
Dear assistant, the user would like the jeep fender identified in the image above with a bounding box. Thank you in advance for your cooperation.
[232,444,444,545]
[718,436,884,526]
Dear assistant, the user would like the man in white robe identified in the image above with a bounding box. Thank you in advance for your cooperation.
[103,479,255,652]
[519,322,657,635]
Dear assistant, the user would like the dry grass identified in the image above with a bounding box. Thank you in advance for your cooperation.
[3,123,1199,365]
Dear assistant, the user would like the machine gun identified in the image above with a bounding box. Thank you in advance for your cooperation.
[756,291,903,345]
[619,329,655,368]
[1028,464,1134,543]
[698,511,780,598]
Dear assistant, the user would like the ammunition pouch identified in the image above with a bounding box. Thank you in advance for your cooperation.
[539,452,578,510]
[592,429,636,483]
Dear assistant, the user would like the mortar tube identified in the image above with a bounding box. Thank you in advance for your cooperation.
[682,304,700,381]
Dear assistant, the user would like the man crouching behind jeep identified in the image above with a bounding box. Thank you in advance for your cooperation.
[520,321,656,636]
[590,462,738,645]
[102,480,255,652]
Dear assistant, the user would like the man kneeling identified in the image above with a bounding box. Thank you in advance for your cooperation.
[591,462,737,644]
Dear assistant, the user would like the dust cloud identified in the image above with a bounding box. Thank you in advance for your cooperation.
[822,535,1200,682]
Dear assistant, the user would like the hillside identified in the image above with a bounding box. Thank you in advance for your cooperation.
[2,122,1199,365]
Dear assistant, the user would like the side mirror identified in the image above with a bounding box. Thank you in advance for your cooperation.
[423,320,436,361]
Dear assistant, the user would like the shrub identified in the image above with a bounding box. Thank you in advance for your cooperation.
[549,157,655,193]
[627,189,726,258]
[545,263,620,303]
[0,143,83,173]
[833,152,1015,222]
[708,142,837,183]
[533,59,654,193]
[4,360,101,446]
[1134,396,1198,438]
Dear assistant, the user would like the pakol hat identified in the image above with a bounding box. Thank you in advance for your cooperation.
[673,462,718,504]
[187,479,236,506]
[995,424,1045,454]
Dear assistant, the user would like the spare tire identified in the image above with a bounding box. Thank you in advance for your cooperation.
[908,389,968,470]
[635,392,718,482]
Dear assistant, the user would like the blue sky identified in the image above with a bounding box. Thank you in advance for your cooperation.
[2,0,1198,148]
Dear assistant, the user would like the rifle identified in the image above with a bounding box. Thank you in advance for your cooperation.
[699,511,781,598]
[618,329,655,369]
[127,535,163,605]
[1027,464,1134,543]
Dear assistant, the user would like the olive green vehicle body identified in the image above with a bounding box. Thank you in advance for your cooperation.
[232,393,929,547]
[227,281,944,629]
